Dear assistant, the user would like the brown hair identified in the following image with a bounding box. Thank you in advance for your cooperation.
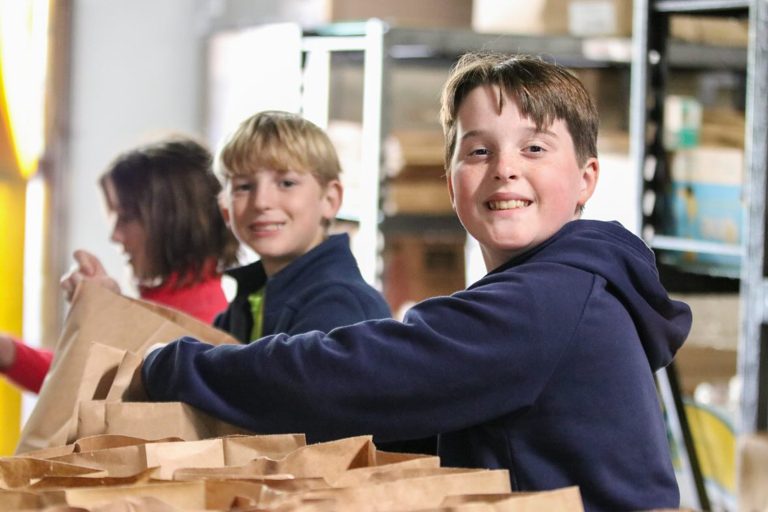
[99,136,240,286]
[215,110,342,187]
[440,52,599,170]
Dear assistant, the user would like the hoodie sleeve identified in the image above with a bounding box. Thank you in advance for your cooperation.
[142,265,595,443]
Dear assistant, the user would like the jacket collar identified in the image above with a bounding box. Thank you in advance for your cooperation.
[225,233,355,300]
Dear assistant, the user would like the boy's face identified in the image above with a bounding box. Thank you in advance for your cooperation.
[448,84,598,271]
[220,167,342,276]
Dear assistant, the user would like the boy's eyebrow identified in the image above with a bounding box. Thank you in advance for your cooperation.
[528,126,558,137]
[458,129,486,141]
[459,125,558,142]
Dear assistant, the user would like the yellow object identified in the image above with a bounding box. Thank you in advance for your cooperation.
[0,0,50,178]
[0,178,24,455]
[0,0,50,455]
[685,401,736,494]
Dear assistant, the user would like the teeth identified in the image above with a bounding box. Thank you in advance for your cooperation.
[253,223,282,231]
[487,200,530,210]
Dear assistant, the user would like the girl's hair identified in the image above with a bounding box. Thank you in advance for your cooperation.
[440,52,599,169]
[215,110,342,186]
[99,136,240,286]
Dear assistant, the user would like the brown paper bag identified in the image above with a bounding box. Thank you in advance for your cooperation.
[0,457,104,489]
[146,436,373,482]
[76,400,255,442]
[73,434,184,453]
[17,281,239,454]
[63,481,207,510]
[50,434,306,481]
[438,486,584,511]
[263,468,512,511]
[0,490,43,511]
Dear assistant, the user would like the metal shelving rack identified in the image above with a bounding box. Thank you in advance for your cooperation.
[629,0,751,266]
[631,0,767,433]
[299,20,639,287]
[300,19,747,287]
[631,0,767,509]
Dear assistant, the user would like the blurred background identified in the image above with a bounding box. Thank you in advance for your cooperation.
[0,1,758,509]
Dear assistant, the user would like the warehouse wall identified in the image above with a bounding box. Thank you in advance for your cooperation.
[62,0,310,301]
[64,0,207,298]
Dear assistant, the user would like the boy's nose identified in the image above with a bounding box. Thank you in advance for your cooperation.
[251,185,273,210]
[492,157,519,181]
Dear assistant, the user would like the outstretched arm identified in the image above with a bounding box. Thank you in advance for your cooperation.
[0,334,53,393]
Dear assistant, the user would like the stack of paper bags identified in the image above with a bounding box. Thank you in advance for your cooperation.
[1,433,584,510]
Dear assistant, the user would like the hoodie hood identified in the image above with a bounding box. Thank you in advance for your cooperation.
[497,220,691,370]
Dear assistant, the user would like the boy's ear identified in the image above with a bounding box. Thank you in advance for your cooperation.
[578,157,599,207]
[321,179,343,221]
[447,170,456,210]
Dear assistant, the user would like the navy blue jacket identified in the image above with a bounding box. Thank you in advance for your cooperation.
[143,220,691,512]
[214,233,391,343]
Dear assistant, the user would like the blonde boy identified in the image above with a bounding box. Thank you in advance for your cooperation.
[212,110,391,342]
[144,56,691,511]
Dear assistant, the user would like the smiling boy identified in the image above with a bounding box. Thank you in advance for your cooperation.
[212,110,391,342]
[447,80,598,268]
[142,55,691,512]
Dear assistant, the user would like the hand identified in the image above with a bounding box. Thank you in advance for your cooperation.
[60,250,121,302]
[0,333,17,371]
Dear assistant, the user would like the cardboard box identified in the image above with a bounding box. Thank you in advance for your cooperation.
[668,146,744,271]
[664,95,703,150]
[671,15,748,48]
[385,177,453,216]
[473,0,631,37]
[383,235,466,316]
[327,0,473,28]
[568,0,632,37]
[473,0,569,35]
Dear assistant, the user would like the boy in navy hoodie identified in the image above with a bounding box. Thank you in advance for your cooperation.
[142,54,691,512]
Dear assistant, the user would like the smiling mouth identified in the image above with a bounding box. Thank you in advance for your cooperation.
[487,199,531,210]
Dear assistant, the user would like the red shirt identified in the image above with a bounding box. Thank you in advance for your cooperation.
[2,273,227,393]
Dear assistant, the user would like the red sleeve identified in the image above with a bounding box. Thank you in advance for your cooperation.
[3,339,53,393]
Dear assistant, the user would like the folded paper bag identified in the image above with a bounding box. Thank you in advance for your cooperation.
[76,400,254,444]
[17,281,239,454]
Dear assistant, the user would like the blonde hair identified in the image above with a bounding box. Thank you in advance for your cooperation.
[216,110,342,186]
[440,53,599,170]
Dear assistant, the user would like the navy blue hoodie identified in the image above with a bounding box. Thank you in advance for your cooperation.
[143,220,691,511]
[214,233,391,343]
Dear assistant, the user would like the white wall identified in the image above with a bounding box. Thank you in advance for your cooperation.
[62,0,328,299]
[65,0,207,296]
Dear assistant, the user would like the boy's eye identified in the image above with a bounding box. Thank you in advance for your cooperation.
[468,147,490,157]
[278,178,298,189]
[526,144,545,153]
[231,181,253,193]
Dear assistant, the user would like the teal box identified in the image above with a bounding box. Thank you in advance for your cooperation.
[667,147,744,273]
